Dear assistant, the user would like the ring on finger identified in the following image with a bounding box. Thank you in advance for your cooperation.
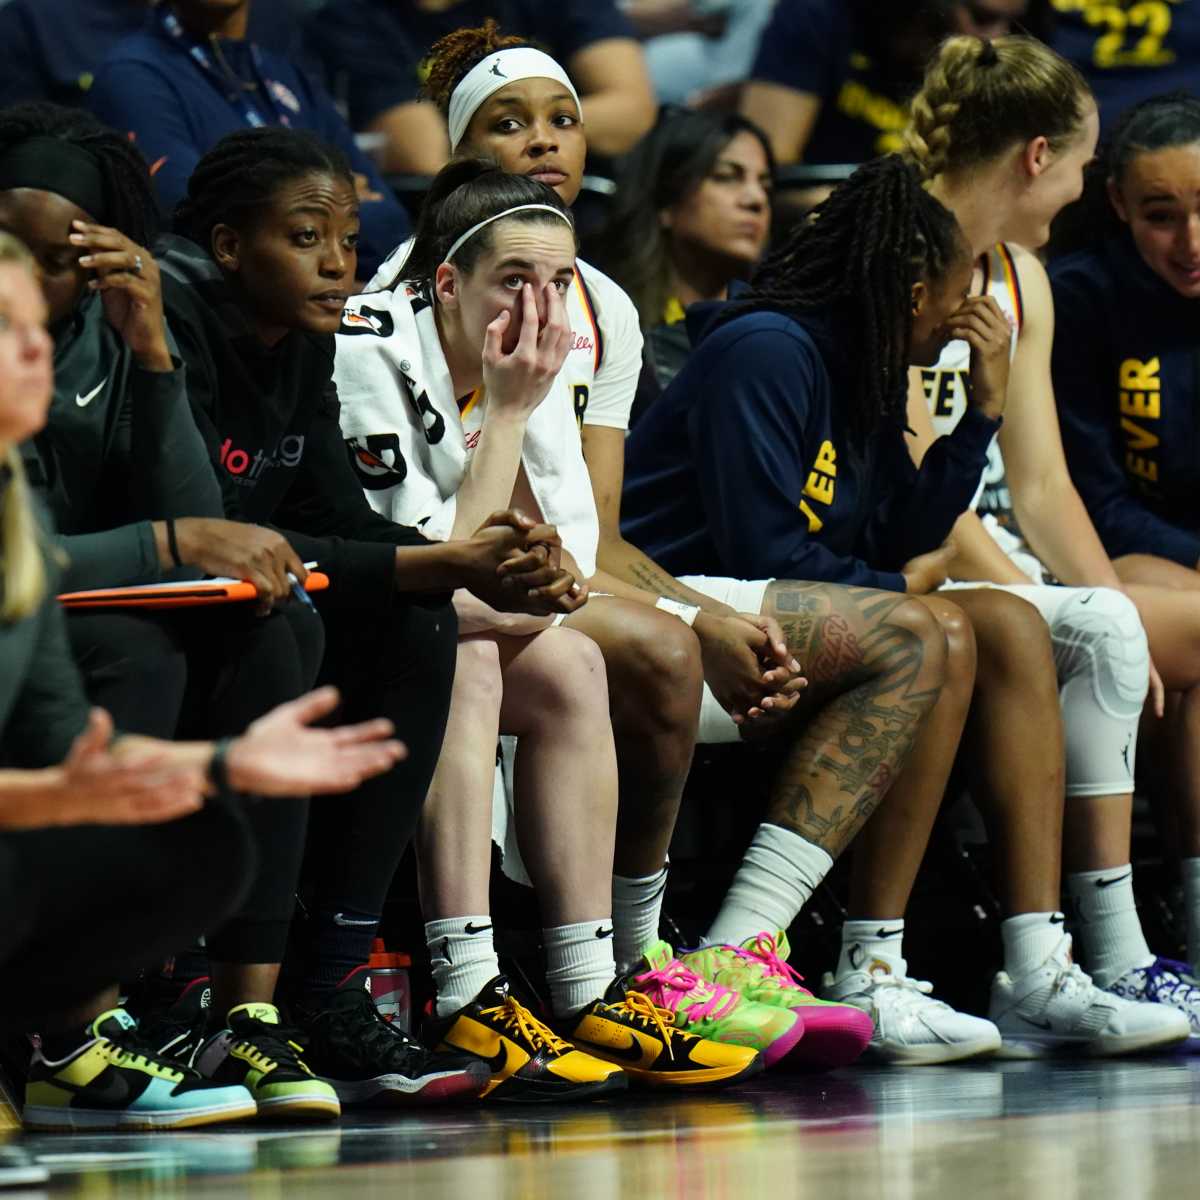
[132,254,144,275]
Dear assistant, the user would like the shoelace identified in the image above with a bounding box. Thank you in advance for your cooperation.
[737,933,812,995]
[867,970,942,1010]
[232,1021,312,1075]
[1141,959,1200,1007]
[636,961,739,1022]
[336,993,430,1067]
[606,990,682,1061]
[103,1030,193,1081]
[479,996,572,1054]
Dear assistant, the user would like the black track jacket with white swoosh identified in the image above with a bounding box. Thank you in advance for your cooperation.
[159,238,437,613]
[20,290,223,591]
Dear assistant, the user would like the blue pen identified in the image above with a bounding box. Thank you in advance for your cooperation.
[288,561,318,610]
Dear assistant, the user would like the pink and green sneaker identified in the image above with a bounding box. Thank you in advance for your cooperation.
[682,932,873,1070]
[628,941,805,1068]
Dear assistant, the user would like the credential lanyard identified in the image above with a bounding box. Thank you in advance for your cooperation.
[158,5,291,129]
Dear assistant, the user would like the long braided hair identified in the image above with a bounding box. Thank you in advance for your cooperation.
[721,155,966,444]
[0,102,159,246]
[174,127,354,250]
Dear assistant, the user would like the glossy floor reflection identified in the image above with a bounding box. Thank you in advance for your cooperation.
[9,1057,1200,1198]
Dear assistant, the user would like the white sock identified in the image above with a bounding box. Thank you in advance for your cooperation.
[1001,912,1066,980]
[1183,857,1200,975]
[837,919,906,979]
[1066,865,1154,988]
[612,867,668,974]
[425,916,500,1019]
[704,823,833,948]
[543,920,617,1018]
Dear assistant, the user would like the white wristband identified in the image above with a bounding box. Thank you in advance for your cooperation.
[655,597,701,627]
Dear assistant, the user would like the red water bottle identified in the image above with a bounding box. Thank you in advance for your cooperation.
[366,939,412,1032]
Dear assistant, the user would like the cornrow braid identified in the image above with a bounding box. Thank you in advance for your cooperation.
[422,20,528,115]
[174,127,354,250]
[904,35,1090,183]
[0,102,158,245]
[721,155,965,444]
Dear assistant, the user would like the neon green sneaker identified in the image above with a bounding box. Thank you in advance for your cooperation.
[682,932,873,1069]
[195,1003,340,1121]
[627,941,804,1068]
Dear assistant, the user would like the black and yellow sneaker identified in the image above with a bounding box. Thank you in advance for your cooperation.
[195,1003,339,1122]
[424,977,627,1103]
[558,981,764,1089]
[299,968,489,1107]
[24,1009,256,1132]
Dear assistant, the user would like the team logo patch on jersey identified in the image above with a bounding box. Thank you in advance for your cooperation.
[341,306,395,338]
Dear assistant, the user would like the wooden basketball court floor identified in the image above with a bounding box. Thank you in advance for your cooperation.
[5,1055,1200,1198]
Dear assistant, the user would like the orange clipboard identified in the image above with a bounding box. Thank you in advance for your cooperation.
[58,572,329,610]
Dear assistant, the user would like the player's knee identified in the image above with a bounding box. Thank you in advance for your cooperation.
[970,589,1054,674]
[883,596,951,681]
[455,635,505,711]
[1055,588,1149,718]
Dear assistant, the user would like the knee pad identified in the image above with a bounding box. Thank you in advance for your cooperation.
[1049,588,1148,721]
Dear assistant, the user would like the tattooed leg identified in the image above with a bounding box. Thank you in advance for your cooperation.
[758,582,948,859]
[847,595,977,918]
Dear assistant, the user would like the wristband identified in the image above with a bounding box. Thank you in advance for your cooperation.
[208,737,235,795]
[655,597,701,627]
[166,518,182,568]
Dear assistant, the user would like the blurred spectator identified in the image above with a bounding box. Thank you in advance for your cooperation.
[591,108,773,412]
[621,0,776,106]
[0,0,309,111]
[1049,0,1200,130]
[85,0,408,279]
[304,0,657,175]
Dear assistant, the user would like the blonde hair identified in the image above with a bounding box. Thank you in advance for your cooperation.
[904,36,1092,182]
[0,232,47,622]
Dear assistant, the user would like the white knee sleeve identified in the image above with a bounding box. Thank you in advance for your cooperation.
[1050,588,1148,798]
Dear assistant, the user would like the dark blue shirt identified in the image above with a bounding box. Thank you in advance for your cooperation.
[0,0,306,109]
[306,0,634,129]
[749,0,917,164]
[621,306,999,590]
[1050,234,1200,567]
[1049,0,1200,131]
[86,17,409,280]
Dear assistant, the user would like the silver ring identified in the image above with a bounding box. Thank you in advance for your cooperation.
[132,254,144,275]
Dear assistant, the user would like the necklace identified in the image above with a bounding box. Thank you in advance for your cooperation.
[206,34,259,93]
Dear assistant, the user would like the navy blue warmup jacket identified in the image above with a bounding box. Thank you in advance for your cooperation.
[621,305,999,591]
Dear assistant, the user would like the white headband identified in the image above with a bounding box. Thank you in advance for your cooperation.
[441,203,574,266]
[447,47,582,151]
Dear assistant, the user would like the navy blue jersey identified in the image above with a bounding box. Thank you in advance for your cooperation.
[1050,234,1200,566]
[1050,0,1200,131]
[621,304,998,590]
[306,0,634,129]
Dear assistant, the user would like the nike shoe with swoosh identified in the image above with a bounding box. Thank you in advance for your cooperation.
[681,932,873,1069]
[423,977,627,1103]
[195,1003,340,1121]
[24,1009,257,1132]
[297,968,489,1106]
[823,957,1001,1065]
[555,980,762,1088]
[989,934,1190,1058]
[1104,957,1200,1051]
[627,942,805,1067]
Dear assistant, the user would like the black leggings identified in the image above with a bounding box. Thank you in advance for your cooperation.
[0,802,255,1031]
[65,603,324,963]
[306,595,457,916]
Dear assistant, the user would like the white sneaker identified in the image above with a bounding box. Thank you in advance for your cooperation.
[822,961,1001,1065]
[989,934,1190,1059]
[1104,957,1200,1050]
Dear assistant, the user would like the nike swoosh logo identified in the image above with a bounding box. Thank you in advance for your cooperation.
[1079,592,1096,605]
[54,1066,135,1106]
[578,1034,646,1064]
[1096,872,1133,888]
[486,1041,509,1074]
[332,913,377,927]
[1050,914,1065,924]
[874,927,904,939]
[1020,1015,1054,1031]
[464,922,493,935]
[594,926,614,939]
[75,379,106,408]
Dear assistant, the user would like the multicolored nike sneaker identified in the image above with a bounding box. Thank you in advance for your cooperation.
[424,976,627,1103]
[1105,957,1200,1051]
[299,967,490,1106]
[682,932,873,1069]
[195,1003,340,1121]
[556,979,762,1089]
[24,1009,256,1132]
[629,941,805,1067]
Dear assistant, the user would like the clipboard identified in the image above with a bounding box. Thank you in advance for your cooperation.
[58,572,329,610]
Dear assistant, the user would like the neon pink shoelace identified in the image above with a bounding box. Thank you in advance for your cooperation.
[636,960,739,1022]
[736,933,814,997]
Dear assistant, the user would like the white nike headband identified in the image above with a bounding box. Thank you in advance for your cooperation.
[447,47,582,152]
[441,203,574,266]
